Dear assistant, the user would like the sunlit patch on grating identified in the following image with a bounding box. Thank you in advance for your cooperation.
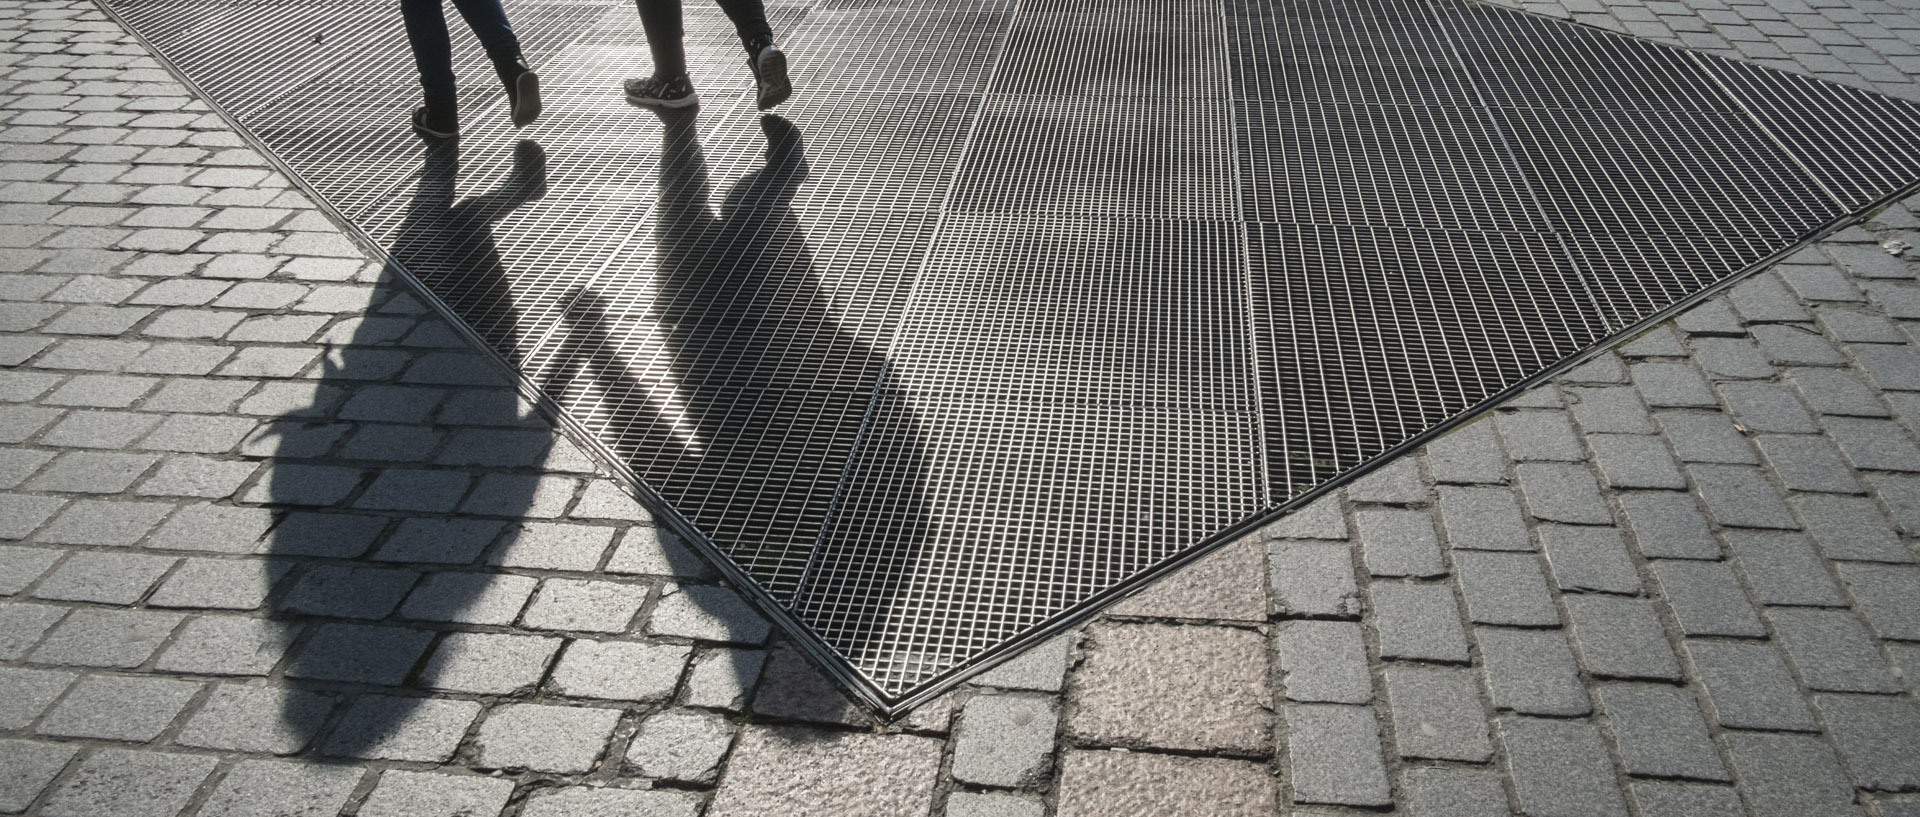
[107,0,1920,710]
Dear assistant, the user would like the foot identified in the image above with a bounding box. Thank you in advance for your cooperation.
[625,73,698,108]
[411,106,458,139]
[495,55,542,127]
[750,43,791,110]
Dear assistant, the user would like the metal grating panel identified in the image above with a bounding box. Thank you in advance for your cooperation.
[105,0,1920,709]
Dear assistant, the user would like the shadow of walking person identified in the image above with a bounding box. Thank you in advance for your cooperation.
[261,135,555,759]
[541,112,935,703]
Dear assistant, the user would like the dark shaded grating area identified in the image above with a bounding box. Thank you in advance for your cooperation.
[106,0,1920,709]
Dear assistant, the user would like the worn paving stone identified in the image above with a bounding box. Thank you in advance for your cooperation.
[1500,717,1628,817]
[947,792,1044,817]
[681,646,768,710]
[627,708,734,785]
[321,695,480,762]
[1794,494,1910,562]
[1767,608,1903,693]
[154,614,291,676]
[1286,704,1392,807]
[1067,623,1271,754]
[1725,733,1869,817]
[1758,434,1865,493]
[1276,620,1371,704]
[37,674,200,742]
[418,632,561,695]
[706,726,941,817]
[1452,550,1559,626]
[950,692,1058,788]
[521,578,648,633]
[1423,417,1509,484]
[1650,560,1767,638]
[1385,665,1491,762]
[973,634,1069,693]
[520,787,699,817]
[1563,596,1681,681]
[1540,525,1642,594]
[1815,694,1920,791]
[356,770,515,817]
[1516,463,1614,524]
[0,739,78,814]
[1357,509,1446,577]
[546,639,689,702]
[1726,530,1847,606]
[40,748,218,817]
[1269,541,1362,618]
[1684,640,1818,731]
[647,583,771,644]
[30,607,181,668]
[397,571,536,626]
[1110,537,1267,621]
[174,684,333,755]
[1598,684,1728,782]
[1628,784,1747,817]
[31,549,174,604]
[0,667,73,731]
[1618,492,1722,560]
[474,703,621,774]
[1476,627,1591,717]
[1053,750,1276,817]
[1835,562,1920,639]
[749,643,871,728]
[1370,581,1469,663]
[1657,412,1760,464]
[1690,464,1799,529]
[195,759,361,817]
[1589,433,1688,489]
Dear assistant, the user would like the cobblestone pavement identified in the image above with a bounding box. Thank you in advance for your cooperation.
[4,0,1920,815]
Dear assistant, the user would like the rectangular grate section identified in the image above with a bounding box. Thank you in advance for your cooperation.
[1491,105,1844,239]
[1701,55,1920,211]
[1226,0,1477,107]
[994,3,1228,98]
[1560,232,1786,329]
[950,96,1236,218]
[1237,100,1547,231]
[1249,224,1609,497]
[780,8,1012,96]
[795,390,1265,694]
[887,216,1255,411]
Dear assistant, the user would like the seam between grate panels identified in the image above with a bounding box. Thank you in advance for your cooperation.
[1227,0,1273,513]
[1686,50,1856,211]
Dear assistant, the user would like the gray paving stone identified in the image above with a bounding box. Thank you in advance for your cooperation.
[238,462,360,508]
[1068,623,1270,753]
[0,667,72,730]
[0,545,59,595]
[1794,494,1910,562]
[1276,620,1371,704]
[1728,272,1812,322]
[1496,410,1584,461]
[174,684,333,755]
[29,451,158,495]
[1791,367,1892,416]
[0,405,61,445]
[1499,717,1629,817]
[1725,733,1868,817]
[602,525,714,579]
[1563,351,1626,383]
[1269,540,1362,618]
[1110,537,1267,621]
[1598,684,1728,782]
[1768,608,1903,693]
[1725,530,1846,606]
[419,632,561,695]
[1563,595,1680,681]
[1828,419,1920,478]
[356,770,514,817]
[950,692,1058,787]
[1436,486,1533,551]
[1690,464,1799,529]
[1752,323,1848,365]
[40,748,217,817]
[0,739,77,814]
[1476,627,1591,716]
[682,647,768,710]
[154,614,292,676]
[1718,381,1819,432]
[1759,434,1865,493]
[1568,386,1658,434]
[30,607,180,668]
[1346,456,1425,503]
[31,550,173,604]
[35,499,174,549]
[1684,640,1817,731]
[278,564,418,619]
[1834,562,1920,640]
[1650,559,1767,637]
[398,571,537,626]
[1402,768,1509,817]
[547,639,689,702]
[624,708,735,785]
[369,518,503,565]
[0,602,68,662]
[321,695,480,762]
[1423,418,1509,484]
[1816,306,1906,345]
[947,792,1044,817]
[1622,325,1687,357]
[37,674,200,742]
[1817,694,1919,792]
[1628,783,1749,817]
[1854,342,1920,392]
[41,409,162,450]
[0,448,54,491]
[1371,581,1469,663]
[647,583,772,644]
[521,578,648,633]
[567,480,653,521]
[519,786,698,817]
[1285,703,1391,807]
[1830,242,1914,280]
[1869,473,1920,534]
[1357,509,1445,577]
[460,473,578,521]
[1633,362,1719,408]
[1690,337,1776,379]
[1517,463,1613,524]
[707,726,942,817]
[135,455,257,498]
[475,703,621,774]
[1452,550,1559,626]
[1657,412,1760,465]
[43,374,154,408]
[750,643,872,728]
[353,468,469,512]
[1588,433,1687,489]
[0,495,63,542]
[1385,665,1491,762]
[196,759,361,817]
[286,623,432,685]
[1542,526,1642,597]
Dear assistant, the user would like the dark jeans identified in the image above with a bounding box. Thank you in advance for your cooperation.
[636,0,773,78]
[401,0,523,112]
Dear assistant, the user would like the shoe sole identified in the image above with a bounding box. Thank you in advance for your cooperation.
[626,90,699,109]
[512,71,542,127]
[755,49,791,110]
[411,108,457,140]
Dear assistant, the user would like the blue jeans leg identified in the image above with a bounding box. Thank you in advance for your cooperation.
[401,0,522,111]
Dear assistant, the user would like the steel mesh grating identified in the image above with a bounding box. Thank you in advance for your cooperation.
[106,0,1920,706]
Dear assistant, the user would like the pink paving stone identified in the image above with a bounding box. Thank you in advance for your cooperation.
[1066,622,1273,754]
[1055,750,1278,817]
[1108,536,1269,621]
[705,726,941,817]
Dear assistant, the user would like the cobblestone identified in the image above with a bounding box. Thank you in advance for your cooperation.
[1500,718,1629,817]
[1599,684,1729,782]
[174,684,333,755]
[36,674,200,741]
[1564,596,1681,681]
[1477,627,1592,716]
[1384,665,1492,762]
[356,771,514,817]
[1452,550,1559,626]
[1766,608,1903,693]
[707,727,941,817]
[1371,582,1469,663]
[950,693,1058,787]
[1276,620,1371,704]
[1685,640,1818,731]
[196,760,361,817]
[1725,733,1867,817]
[1286,704,1392,807]
[474,703,620,774]
[1067,623,1271,753]
[40,748,217,817]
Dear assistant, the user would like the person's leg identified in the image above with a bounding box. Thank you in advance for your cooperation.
[636,0,688,78]
[447,0,542,126]
[715,0,787,109]
[400,0,460,130]
[713,0,771,57]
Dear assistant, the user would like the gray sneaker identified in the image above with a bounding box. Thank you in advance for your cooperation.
[625,73,698,108]
[751,44,791,110]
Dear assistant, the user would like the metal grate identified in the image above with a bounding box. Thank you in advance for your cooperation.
[106,0,1920,709]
